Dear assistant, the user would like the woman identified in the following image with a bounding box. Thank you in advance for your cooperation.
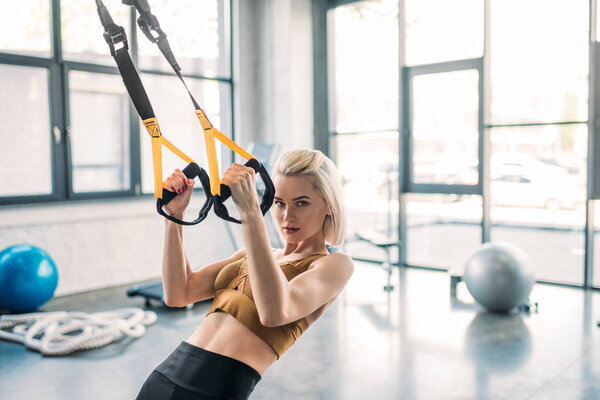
[136,149,354,400]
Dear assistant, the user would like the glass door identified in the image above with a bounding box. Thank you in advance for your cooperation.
[403,61,484,271]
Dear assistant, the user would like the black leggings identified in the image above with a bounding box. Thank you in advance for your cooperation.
[136,341,261,400]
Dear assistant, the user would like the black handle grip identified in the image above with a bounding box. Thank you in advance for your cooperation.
[216,159,261,203]
[213,159,275,224]
[156,162,214,226]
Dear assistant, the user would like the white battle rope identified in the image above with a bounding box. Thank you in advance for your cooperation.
[0,308,157,356]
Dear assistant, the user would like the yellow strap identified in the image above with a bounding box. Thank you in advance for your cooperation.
[195,109,255,195]
[142,111,256,199]
[159,136,195,164]
[143,118,195,199]
[203,128,220,195]
[151,137,163,199]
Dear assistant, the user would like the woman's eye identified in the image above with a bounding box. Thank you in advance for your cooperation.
[274,200,308,207]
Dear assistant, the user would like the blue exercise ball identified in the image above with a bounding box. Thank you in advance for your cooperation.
[0,244,59,312]
[463,242,534,313]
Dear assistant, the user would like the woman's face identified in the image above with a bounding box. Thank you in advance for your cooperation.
[272,175,330,244]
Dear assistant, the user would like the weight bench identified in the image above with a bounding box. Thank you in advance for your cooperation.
[353,232,401,292]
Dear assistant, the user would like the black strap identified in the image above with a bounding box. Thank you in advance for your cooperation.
[126,0,275,224]
[97,0,153,120]
[98,0,274,225]
[156,163,215,226]
[128,0,201,110]
[97,0,213,226]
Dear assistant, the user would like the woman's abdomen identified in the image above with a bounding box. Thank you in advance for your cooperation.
[185,311,277,375]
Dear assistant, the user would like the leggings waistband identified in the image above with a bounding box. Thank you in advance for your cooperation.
[154,341,261,398]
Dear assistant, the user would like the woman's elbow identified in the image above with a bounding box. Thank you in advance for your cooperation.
[163,296,187,308]
[259,312,284,328]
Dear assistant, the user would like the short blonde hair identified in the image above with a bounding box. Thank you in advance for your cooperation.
[274,149,346,246]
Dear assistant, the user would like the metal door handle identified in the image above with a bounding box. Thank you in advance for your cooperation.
[52,126,61,144]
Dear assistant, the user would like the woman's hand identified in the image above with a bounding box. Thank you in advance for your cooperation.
[221,163,260,215]
[162,169,195,217]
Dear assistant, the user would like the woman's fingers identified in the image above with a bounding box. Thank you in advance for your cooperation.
[221,165,256,194]
[164,165,256,194]
[163,169,194,193]
[231,163,255,175]
[165,177,182,192]
[173,169,186,188]
[162,179,176,192]
[164,165,255,192]
[175,170,196,193]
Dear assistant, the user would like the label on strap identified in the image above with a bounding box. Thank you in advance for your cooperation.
[143,118,161,138]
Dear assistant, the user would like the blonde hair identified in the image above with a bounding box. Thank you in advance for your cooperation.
[274,149,346,246]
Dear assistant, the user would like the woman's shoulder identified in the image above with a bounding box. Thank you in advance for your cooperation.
[312,252,354,273]
[320,251,352,264]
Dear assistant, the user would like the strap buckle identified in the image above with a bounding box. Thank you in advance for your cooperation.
[103,26,128,56]
[137,14,166,44]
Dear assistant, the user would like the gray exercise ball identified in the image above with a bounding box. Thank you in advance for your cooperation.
[463,242,534,312]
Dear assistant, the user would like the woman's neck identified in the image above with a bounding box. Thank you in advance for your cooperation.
[281,244,328,257]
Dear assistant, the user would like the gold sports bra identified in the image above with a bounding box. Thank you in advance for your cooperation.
[205,253,327,359]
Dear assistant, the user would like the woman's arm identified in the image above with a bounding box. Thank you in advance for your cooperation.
[224,164,353,327]
[242,209,291,326]
[242,210,353,327]
[160,169,246,307]
[221,164,288,325]
[162,216,247,307]
[161,216,190,307]
[160,168,194,307]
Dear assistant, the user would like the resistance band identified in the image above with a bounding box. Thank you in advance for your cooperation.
[96,0,274,225]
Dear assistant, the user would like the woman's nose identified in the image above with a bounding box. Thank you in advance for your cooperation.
[284,209,295,221]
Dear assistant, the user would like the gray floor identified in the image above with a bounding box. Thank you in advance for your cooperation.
[1,261,599,400]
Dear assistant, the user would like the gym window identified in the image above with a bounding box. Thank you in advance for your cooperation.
[0,0,232,206]
[327,0,599,288]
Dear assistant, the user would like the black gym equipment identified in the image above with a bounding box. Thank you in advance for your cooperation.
[96,0,275,226]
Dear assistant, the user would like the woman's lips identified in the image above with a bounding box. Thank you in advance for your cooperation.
[283,227,300,234]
